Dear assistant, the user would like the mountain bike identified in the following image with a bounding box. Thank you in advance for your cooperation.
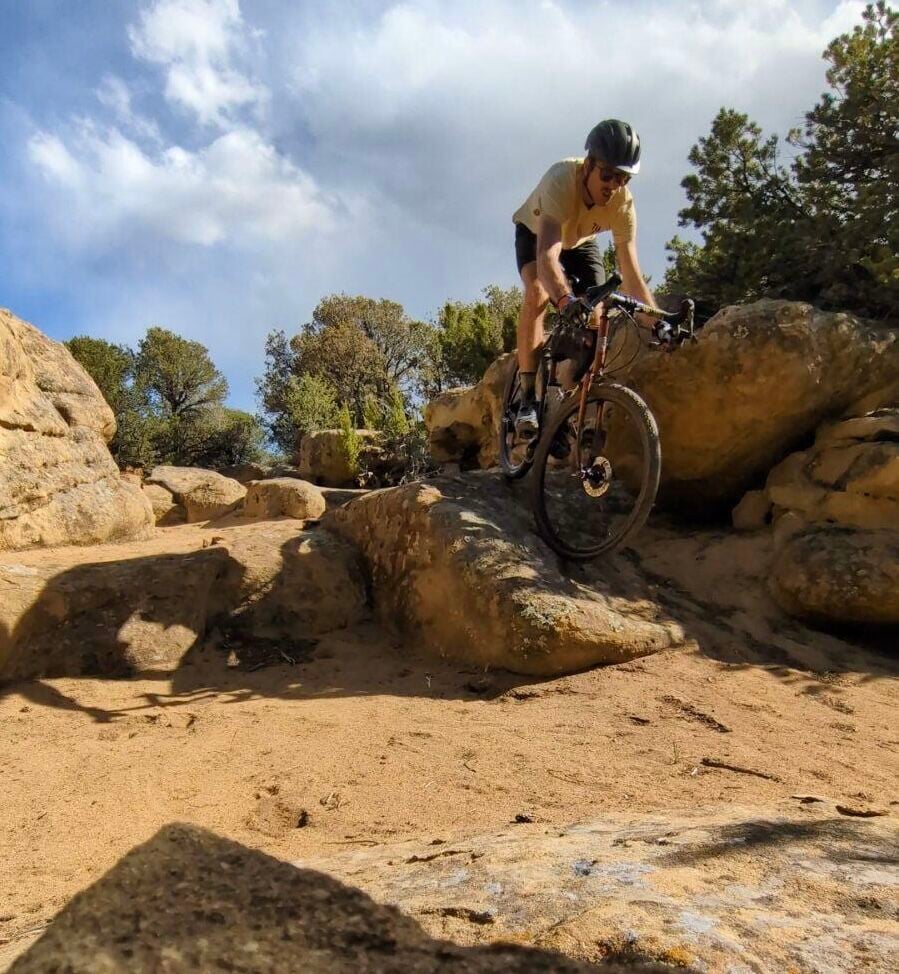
[499,274,694,560]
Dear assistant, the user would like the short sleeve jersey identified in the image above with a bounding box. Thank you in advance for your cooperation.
[512,158,636,249]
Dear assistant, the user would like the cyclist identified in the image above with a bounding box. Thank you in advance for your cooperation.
[512,119,659,437]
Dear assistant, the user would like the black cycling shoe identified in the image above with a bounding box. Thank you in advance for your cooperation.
[514,400,539,440]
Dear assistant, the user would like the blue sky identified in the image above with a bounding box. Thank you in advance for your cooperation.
[0,0,866,410]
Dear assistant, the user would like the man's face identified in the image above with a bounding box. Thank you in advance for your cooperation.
[588,160,631,204]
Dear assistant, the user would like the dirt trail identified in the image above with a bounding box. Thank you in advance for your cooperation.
[1,525,896,967]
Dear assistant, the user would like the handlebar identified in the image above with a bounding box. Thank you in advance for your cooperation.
[579,273,696,347]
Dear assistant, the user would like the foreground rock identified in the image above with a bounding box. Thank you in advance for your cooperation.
[302,802,898,974]
[0,309,154,551]
[146,465,246,522]
[243,477,326,520]
[326,472,684,675]
[0,520,367,680]
[11,824,621,974]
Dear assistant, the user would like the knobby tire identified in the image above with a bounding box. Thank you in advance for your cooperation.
[530,382,661,561]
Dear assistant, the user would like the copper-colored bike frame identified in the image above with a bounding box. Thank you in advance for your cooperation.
[572,305,612,470]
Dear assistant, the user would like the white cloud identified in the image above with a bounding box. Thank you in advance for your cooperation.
[128,0,267,127]
[289,0,869,254]
[28,123,334,247]
[7,0,872,411]
[96,75,162,143]
[27,1,333,252]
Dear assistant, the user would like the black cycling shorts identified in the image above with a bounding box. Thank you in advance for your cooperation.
[514,223,606,296]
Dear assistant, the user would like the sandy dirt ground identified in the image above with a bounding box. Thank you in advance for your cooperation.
[1,523,897,968]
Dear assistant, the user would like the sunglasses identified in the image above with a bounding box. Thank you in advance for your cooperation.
[597,166,631,187]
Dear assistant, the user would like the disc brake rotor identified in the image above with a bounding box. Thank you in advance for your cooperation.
[582,455,613,497]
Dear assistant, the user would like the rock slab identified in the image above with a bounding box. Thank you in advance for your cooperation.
[300,803,899,974]
[11,824,617,974]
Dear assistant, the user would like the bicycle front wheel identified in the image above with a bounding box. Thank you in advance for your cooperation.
[530,382,661,560]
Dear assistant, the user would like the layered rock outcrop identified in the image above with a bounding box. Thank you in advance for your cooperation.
[0,309,154,551]
[735,404,899,624]
[424,302,899,511]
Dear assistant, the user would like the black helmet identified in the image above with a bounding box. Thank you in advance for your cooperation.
[585,119,641,175]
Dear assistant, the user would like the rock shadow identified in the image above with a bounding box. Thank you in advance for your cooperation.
[0,546,231,720]
[656,815,899,869]
[11,823,674,974]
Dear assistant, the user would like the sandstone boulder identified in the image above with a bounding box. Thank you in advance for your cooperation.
[11,824,608,974]
[425,303,899,512]
[297,429,383,487]
[424,354,512,469]
[731,489,770,531]
[146,465,245,522]
[0,545,228,680]
[0,520,368,681]
[216,461,272,484]
[326,472,684,675]
[770,525,899,624]
[243,477,326,520]
[0,309,155,551]
[142,483,185,525]
[732,406,899,532]
[210,521,369,642]
[624,300,898,509]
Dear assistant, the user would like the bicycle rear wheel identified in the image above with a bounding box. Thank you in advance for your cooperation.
[530,382,661,560]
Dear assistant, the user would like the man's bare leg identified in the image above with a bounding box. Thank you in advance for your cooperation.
[514,263,550,437]
[517,262,550,374]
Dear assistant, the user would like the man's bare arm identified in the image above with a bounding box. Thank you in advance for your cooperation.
[616,238,659,328]
[536,216,573,307]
